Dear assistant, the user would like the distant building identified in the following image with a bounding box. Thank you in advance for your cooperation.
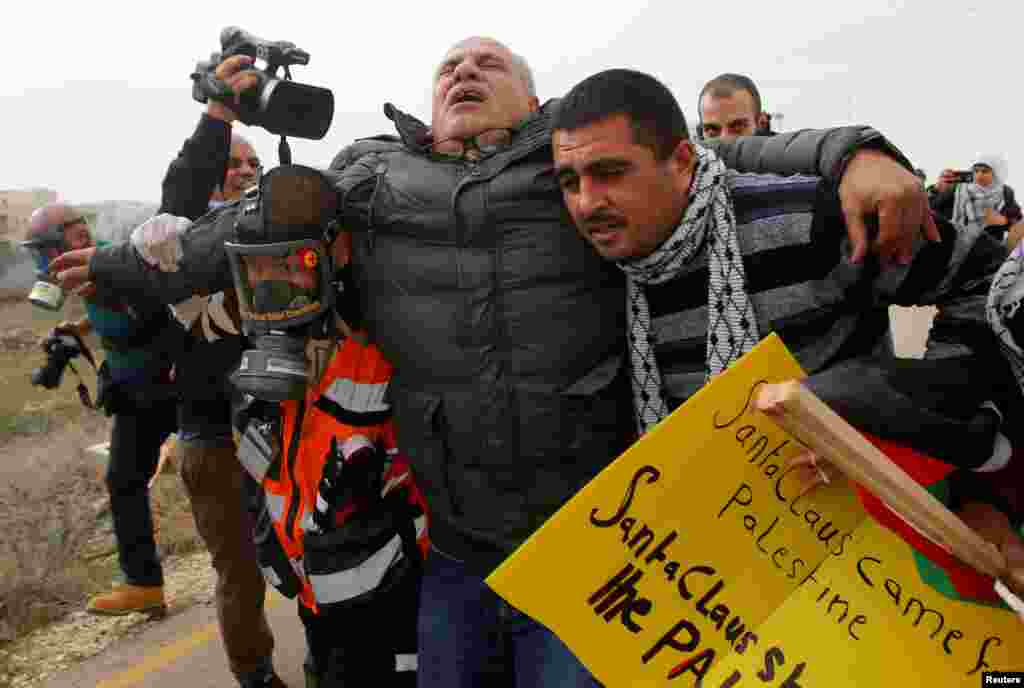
[0,189,59,239]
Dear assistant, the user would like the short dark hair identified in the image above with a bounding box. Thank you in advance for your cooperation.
[552,69,689,160]
[699,73,764,116]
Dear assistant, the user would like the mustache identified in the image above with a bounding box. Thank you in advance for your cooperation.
[580,210,625,230]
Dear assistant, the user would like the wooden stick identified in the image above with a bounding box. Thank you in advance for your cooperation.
[757,380,1023,593]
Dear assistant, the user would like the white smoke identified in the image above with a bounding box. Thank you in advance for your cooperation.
[83,201,159,243]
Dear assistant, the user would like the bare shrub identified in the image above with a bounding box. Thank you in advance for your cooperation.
[0,430,201,645]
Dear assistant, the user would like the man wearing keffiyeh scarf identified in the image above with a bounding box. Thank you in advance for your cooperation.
[553,68,1024,602]
[618,145,759,435]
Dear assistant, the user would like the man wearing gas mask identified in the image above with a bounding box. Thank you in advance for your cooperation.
[52,36,941,686]
[21,204,181,618]
[151,52,285,688]
[223,164,428,687]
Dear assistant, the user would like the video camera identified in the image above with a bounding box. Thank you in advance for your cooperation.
[191,27,335,141]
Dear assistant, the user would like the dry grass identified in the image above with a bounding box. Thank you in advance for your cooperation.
[0,293,203,668]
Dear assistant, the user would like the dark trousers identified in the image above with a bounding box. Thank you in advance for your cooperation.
[180,439,275,680]
[299,557,421,688]
[416,548,599,688]
[105,399,178,587]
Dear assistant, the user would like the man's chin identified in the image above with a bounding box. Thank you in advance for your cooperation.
[438,114,499,141]
[586,235,633,261]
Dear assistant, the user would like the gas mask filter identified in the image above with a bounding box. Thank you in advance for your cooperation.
[225,164,340,402]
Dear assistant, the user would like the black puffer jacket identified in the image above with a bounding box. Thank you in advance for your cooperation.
[328,103,632,571]
[88,104,909,572]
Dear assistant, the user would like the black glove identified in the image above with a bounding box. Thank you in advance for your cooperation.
[232,393,280,436]
[313,437,384,532]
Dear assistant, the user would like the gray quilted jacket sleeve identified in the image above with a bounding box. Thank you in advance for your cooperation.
[706,127,914,182]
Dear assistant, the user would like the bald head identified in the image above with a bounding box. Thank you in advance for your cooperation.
[27,203,77,238]
[431,36,540,143]
[443,37,536,96]
[25,203,91,253]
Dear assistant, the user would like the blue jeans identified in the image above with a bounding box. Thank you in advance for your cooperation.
[417,547,601,688]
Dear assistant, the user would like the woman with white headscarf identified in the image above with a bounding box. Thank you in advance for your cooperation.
[930,154,1023,241]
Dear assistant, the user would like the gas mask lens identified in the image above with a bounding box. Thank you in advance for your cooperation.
[225,239,333,403]
[233,244,326,325]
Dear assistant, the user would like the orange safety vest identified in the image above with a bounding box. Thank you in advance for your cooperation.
[243,334,428,613]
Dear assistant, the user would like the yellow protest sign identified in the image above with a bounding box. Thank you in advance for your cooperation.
[485,334,1024,686]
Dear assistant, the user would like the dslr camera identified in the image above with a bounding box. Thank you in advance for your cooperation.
[191,27,334,140]
[953,170,974,184]
[31,331,84,390]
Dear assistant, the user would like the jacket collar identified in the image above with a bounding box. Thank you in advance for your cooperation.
[381,99,559,159]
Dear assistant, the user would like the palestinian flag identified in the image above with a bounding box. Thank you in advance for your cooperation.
[855,433,1013,608]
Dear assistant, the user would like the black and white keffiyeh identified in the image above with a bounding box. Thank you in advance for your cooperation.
[953,154,1007,232]
[987,241,1024,395]
[953,182,1006,233]
[618,144,760,436]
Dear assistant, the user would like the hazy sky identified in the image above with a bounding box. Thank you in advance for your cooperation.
[2,1,1015,204]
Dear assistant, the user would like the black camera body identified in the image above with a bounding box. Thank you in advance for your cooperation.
[31,333,82,390]
[191,26,334,140]
[954,170,975,184]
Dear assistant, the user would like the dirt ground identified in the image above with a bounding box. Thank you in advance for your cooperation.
[0,292,204,686]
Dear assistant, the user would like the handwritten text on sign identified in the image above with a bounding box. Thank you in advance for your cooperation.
[486,335,1023,686]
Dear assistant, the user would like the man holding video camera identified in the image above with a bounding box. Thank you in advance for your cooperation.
[22,204,181,618]
[153,52,287,688]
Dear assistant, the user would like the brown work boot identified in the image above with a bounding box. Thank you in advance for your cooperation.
[86,583,167,617]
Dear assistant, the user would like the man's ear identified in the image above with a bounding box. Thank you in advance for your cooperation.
[671,139,695,171]
[670,140,697,192]
[527,95,540,112]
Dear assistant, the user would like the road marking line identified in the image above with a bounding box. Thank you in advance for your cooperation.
[96,592,286,688]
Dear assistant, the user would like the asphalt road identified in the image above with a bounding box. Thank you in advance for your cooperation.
[44,591,307,688]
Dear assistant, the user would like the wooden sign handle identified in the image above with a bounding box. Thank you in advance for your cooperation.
[757,380,1024,595]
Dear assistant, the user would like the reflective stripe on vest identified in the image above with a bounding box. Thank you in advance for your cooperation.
[237,425,274,483]
[261,566,282,587]
[395,654,418,672]
[308,533,403,604]
[266,493,286,522]
[323,378,389,414]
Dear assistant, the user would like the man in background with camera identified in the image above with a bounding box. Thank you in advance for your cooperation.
[22,204,181,618]
[151,51,286,688]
